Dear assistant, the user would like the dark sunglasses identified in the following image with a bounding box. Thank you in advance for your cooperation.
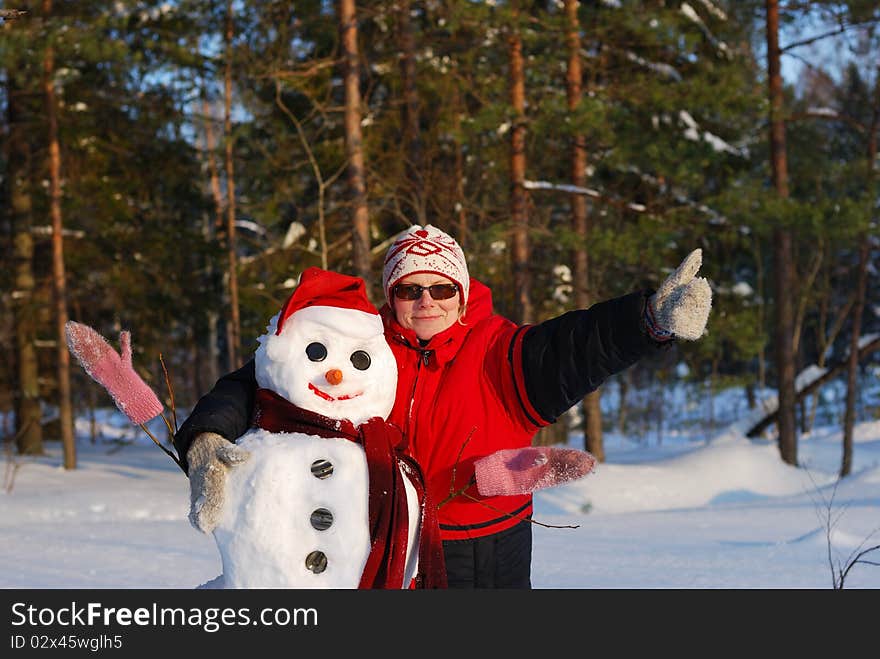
[393,283,459,301]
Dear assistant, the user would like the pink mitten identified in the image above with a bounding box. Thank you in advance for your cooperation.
[474,446,596,497]
[65,321,164,424]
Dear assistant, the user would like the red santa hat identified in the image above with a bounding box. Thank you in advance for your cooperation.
[275,267,378,336]
[382,225,470,307]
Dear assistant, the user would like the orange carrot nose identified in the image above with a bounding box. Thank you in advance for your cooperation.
[325,368,343,385]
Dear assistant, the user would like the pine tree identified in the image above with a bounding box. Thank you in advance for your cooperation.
[42,0,75,468]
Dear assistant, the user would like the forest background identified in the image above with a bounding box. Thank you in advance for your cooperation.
[1,0,879,478]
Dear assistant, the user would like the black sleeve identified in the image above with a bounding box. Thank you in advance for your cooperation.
[520,290,669,424]
[172,359,257,473]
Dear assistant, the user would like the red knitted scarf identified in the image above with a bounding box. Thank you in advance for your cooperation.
[253,387,446,589]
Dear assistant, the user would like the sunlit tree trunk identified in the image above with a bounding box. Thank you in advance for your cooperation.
[340,0,372,292]
[453,85,468,247]
[508,4,531,325]
[766,0,797,465]
[224,0,241,369]
[565,0,604,461]
[509,5,555,447]
[396,1,423,224]
[43,0,75,468]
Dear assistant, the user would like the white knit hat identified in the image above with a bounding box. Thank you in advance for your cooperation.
[382,225,469,306]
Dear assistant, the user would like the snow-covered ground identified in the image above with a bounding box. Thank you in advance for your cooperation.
[2,394,879,589]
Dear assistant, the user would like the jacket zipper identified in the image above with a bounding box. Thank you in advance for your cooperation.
[410,349,434,428]
[407,356,421,437]
[396,334,432,448]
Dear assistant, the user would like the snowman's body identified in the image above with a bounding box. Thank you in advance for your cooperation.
[213,429,421,588]
[206,303,422,589]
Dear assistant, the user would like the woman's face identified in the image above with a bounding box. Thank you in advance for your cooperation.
[391,273,461,341]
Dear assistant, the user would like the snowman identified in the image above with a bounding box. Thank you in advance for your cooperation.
[205,267,445,589]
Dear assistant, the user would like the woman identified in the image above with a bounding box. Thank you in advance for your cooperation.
[175,225,711,588]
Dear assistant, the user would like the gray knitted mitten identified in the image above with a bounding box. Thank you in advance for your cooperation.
[648,248,712,341]
[186,432,251,533]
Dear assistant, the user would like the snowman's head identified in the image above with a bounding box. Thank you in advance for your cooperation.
[254,277,397,427]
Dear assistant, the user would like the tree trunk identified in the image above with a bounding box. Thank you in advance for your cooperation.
[88,386,97,444]
[841,243,868,477]
[766,0,797,465]
[772,235,797,464]
[808,258,854,432]
[396,1,423,224]
[617,371,630,434]
[8,71,44,456]
[564,0,604,461]
[508,5,531,326]
[656,375,664,446]
[340,0,372,292]
[224,0,241,370]
[842,70,879,477]
[508,4,549,446]
[201,97,222,389]
[43,0,75,468]
[203,98,225,232]
[709,358,720,434]
[197,215,220,396]
[206,310,220,386]
[453,85,468,248]
[753,239,767,392]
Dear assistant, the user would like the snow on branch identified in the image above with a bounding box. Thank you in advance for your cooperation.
[746,334,880,438]
[805,106,838,118]
[525,165,733,226]
[756,350,876,422]
[523,180,646,213]
[235,219,266,236]
[625,51,682,82]
[787,108,868,134]
[680,2,732,59]
[0,9,27,21]
[31,226,86,239]
[696,0,727,21]
[523,174,727,225]
[679,110,748,157]
[524,180,600,198]
[620,165,731,226]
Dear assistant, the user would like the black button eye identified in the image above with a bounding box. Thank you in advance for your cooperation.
[350,350,371,370]
[306,342,327,362]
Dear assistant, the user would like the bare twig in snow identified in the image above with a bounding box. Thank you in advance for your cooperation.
[2,418,34,494]
[805,468,880,589]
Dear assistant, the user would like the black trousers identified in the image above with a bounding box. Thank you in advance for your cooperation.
[441,519,532,589]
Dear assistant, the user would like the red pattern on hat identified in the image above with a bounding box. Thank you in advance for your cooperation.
[382,225,469,306]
